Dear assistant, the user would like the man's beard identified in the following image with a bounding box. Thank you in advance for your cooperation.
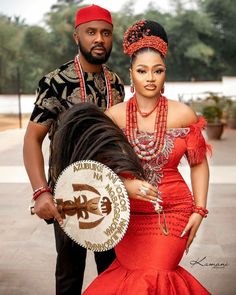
[78,42,112,65]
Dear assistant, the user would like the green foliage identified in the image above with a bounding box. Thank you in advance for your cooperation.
[166,9,217,80]
[19,26,54,92]
[45,3,80,65]
[0,0,236,93]
[0,15,26,93]
[202,105,222,123]
[190,92,232,123]
[228,102,236,119]
[185,43,214,64]
[203,0,236,76]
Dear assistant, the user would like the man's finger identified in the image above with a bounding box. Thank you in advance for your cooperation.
[52,207,63,225]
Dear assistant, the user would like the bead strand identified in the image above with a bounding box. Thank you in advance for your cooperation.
[193,206,209,218]
[32,187,52,201]
[74,55,113,107]
[125,94,168,161]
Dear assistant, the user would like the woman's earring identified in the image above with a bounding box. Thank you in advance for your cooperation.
[161,86,165,94]
[130,80,134,93]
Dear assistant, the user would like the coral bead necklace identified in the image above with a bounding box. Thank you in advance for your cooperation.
[126,94,168,161]
[136,97,160,118]
[74,54,113,107]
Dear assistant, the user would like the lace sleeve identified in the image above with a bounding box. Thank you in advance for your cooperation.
[185,117,212,166]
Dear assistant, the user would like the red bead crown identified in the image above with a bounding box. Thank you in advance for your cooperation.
[123,20,168,57]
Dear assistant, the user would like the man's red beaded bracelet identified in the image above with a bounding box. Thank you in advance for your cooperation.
[33,187,52,201]
[193,206,208,218]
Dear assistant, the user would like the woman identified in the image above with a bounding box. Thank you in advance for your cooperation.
[83,20,211,294]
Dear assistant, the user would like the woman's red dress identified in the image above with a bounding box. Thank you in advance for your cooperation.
[83,117,211,295]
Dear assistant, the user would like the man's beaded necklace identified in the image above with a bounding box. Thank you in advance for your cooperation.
[74,54,113,108]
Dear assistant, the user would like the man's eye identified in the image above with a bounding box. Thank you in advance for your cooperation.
[87,31,95,35]
[103,31,111,37]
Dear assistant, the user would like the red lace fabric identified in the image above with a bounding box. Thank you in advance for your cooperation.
[185,117,212,166]
[127,116,212,238]
[83,116,212,295]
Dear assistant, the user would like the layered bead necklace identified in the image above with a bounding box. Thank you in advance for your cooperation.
[74,54,113,108]
[126,94,168,161]
[126,94,169,235]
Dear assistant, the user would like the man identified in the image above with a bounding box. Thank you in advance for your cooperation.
[23,5,124,295]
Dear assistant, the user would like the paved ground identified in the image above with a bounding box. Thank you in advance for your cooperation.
[0,126,235,295]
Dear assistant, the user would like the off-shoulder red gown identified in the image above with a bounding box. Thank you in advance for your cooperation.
[83,117,211,295]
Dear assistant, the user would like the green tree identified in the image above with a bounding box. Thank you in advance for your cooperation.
[108,10,137,84]
[202,0,236,76]
[166,9,215,80]
[1,0,235,93]
[44,0,84,66]
[109,2,170,84]
[19,26,53,92]
[0,15,26,93]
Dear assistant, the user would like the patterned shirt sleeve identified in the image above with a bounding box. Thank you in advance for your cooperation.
[30,71,63,127]
[110,71,125,105]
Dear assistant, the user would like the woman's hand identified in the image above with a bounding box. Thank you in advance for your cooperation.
[180,213,204,253]
[123,178,162,203]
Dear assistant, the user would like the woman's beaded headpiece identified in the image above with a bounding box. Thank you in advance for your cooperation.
[123,20,168,58]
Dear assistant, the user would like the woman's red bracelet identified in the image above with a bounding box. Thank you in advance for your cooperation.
[32,187,52,201]
[119,172,136,180]
[193,206,208,218]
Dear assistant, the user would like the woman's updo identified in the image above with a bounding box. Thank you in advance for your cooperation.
[123,20,168,59]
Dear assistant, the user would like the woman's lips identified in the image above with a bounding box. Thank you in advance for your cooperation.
[144,84,157,90]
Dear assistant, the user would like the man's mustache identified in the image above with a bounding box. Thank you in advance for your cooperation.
[91,45,106,52]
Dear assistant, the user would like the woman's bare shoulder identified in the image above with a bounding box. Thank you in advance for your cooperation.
[105,101,127,125]
[168,99,198,127]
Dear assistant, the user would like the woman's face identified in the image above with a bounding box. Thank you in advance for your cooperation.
[130,49,166,99]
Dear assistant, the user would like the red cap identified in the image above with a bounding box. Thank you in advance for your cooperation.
[75,5,113,28]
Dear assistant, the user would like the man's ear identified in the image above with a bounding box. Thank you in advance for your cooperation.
[73,31,79,45]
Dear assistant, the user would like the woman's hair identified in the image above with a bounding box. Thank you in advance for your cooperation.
[123,20,168,58]
[52,103,145,181]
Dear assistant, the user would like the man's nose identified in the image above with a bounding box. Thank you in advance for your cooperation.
[94,32,104,43]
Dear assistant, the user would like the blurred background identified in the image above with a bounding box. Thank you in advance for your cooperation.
[0,1,235,294]
[1,0,236,128]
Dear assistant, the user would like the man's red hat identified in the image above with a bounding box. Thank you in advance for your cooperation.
[75,4,113,28]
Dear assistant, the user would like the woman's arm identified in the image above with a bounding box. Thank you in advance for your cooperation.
[191,157,209,207]
[181,157,210,252]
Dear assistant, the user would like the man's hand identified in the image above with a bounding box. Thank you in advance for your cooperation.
[34,192,63,225]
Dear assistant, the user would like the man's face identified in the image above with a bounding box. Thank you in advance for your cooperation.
[74,20,113,64]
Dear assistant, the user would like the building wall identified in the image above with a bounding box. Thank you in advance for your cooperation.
[1,77,236,114]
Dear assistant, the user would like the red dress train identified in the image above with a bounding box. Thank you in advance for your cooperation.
[83,117,211,295]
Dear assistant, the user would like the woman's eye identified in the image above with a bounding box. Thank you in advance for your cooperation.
[137,69,146,74]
